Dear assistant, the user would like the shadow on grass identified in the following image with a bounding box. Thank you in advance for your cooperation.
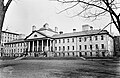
[0,63,23,68]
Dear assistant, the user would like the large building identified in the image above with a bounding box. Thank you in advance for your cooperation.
[1,31,20,44]
[0,30,25,57]
[53,25,114,57]
[3,24,114,57]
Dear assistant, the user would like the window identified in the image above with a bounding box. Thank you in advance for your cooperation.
[73,52,74,56]
[72,38,74,42]
[90,45,92,50]
[55,47,57,51]
[79,45,81,50]
[68,53,69,56]
[85,52,87,56]
[101,35,104,40]
[67,46,69,50]
[84,37,87,42]
[95,36,97,40]
[90,36,92,41]
[90,52,92,56]
[67,39,69,43]
[24,49,26,51]
[79,38,81,42]
[63,39,65,43]
[21,43,22,46]
[18,49,19,52]
[34,34,37,37]
[59,39,61,43]
[96,44,98,49]
[21,49,22,52]
[59,46,61,51]
[59,53,60,56]
[101,44,104,49]
[72,46,74,50]
[55,40,57,43]
[63,46,65,51]
[18,43,19,47]
[85,45,87,50]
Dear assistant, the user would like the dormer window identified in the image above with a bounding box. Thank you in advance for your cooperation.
[34,34,37,37]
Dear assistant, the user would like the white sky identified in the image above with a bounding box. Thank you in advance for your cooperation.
[3,0,119,35]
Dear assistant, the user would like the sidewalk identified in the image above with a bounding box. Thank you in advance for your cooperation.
[0,56,118,61]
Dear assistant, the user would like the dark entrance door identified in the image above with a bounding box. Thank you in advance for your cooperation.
[79,52,82,56]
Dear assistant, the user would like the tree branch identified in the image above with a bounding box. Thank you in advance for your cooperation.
[71,4,91,17]
[110,12,120,33]
[57,0,110,13]
[4,0,12,12]
[118,13,120,17]
[98,21,113,34]
[102,0,118,18]
[57,2,79,14]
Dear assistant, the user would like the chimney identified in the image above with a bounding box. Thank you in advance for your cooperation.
[59,31,63,34]
[55,27,58,32]
[90,26,93,30]
[32,25,36,32]
[19,34,25,39]
[43,23,49,29]
[82,24,93,31]
[73,29,76,32]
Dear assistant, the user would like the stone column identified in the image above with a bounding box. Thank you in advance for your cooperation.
[37,40,39,52]
[42,40,43,51]
[52,40,55,52]
[28,42,30,52]
[47,39,48,51]
[32,41,34,52]
[50,40,51,51]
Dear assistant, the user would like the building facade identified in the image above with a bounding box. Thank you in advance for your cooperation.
[53,30,114,57]
[0,31,25,57]
[1,31,20,44]
[3,24,114,57]
[3,39,27,57]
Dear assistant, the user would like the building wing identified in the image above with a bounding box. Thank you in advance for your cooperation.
[52,30,110,39]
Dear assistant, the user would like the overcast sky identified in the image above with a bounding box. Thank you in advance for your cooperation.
[3,0,119,35]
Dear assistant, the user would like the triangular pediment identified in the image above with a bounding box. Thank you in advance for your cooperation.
[26,31,47,40]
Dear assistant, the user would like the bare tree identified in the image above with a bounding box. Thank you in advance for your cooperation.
[55,0,120,33]
[0,0,12,45]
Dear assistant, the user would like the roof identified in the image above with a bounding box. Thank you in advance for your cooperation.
[24,30,52,40]
[52,30,110,39]
[2,31,20,35]
[37,23,57,33]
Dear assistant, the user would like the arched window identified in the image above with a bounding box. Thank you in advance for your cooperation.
[34,34,37,37]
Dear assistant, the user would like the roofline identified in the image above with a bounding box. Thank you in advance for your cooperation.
[24,30,53,40]
[37,29,58,33]
[25,37,53,41]
[4,40,25,44]
[53,32,113,39]
[2,31,20,35]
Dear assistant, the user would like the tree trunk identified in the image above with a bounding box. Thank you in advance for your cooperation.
[117,17,120,34]
[0,0,5,45]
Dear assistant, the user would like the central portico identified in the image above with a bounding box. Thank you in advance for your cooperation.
[25,23,58,57]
